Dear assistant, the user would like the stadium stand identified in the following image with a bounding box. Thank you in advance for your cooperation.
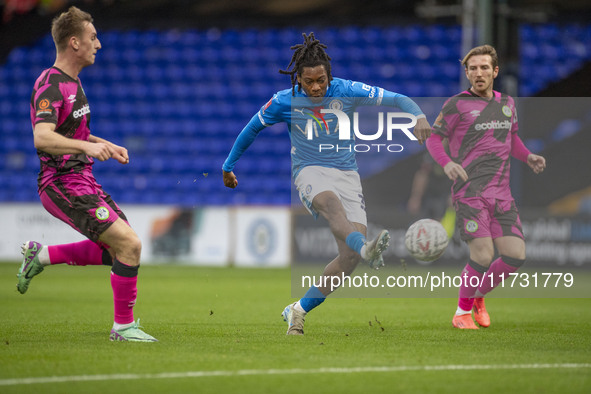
[0,23,589,206]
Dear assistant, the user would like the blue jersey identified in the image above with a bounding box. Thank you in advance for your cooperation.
[223,77,425,178]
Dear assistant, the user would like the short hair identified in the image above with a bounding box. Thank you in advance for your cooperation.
[51,6,93,53]
[279,32,333,96]
[461,45,498,69]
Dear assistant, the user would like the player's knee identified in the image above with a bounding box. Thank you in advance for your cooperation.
[114,232,142,261]
[313,191,342,216]
[470,248,495,266]
[125,235,142,259]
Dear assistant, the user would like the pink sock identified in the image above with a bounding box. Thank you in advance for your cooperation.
[48,240,107,266]
[458,261,486,311]
[110,261,138,325]
[477,256,520,296]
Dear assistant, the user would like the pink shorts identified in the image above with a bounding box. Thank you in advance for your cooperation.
[454,196,524,241]
[39,173,127,244]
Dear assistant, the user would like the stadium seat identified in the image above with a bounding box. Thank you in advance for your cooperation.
[2,23,591,205]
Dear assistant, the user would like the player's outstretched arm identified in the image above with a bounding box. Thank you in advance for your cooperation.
[381,91,430,144]
[527,153,546,174]
[223,170,238,188]
[222,114,266,190]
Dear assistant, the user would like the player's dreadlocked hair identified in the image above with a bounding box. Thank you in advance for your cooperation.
[279,32,332,96]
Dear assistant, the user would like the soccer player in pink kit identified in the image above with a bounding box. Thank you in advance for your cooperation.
[17,6,156,342]
[426,45,546,329]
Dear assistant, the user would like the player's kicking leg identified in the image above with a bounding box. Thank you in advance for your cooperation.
[362,229,390,269]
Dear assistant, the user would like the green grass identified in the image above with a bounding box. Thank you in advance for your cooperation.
[0,263,589,393]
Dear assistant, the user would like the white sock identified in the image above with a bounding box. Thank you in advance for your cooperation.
[38,246,51,265]
[293,301,307,314]
[455,307,472,316]
[360,244,367,260]
[112,321,135,331]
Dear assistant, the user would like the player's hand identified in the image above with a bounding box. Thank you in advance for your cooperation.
[527,154,546,174]
[223,170,238,188]
[109,144,130,164]
[85,142,112,161]
[443,161,468,182]
[413,117,432,145]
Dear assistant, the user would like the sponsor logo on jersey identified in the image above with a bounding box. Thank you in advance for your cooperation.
[262,98,273,114]
[73,104,90,119]
[68,94,76,103]
[353,82,376,98]
[433,113,444,128]
[361,83,376,98]
[36,98,53,117]
[474,119,511,131]
[39,99,50,109]
[470,110,481,117]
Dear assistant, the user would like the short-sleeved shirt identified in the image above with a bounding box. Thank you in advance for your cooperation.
[432,90,519,201]
[30,67,94,192]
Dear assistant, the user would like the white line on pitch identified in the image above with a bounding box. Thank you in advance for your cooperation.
[0,363,589,386]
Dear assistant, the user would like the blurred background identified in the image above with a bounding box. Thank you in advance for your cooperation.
[0,0,590,267]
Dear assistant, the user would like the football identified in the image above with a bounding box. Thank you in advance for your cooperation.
[405,219,449,263]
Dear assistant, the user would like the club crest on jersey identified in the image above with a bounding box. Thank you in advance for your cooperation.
[502,105,512,117]
[465,220,478,233]
[329,99,343,110]
[95,207,110,221]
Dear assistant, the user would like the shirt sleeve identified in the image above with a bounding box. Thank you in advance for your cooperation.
[257,94,284,127]
[432,98,459,138]
[509,97,519,135]
[347,80,426,118]
[380,90,425,118]
[32,83,63,125]
[222,113,265,172]
[511,134,531,163]
[426,133,452,168]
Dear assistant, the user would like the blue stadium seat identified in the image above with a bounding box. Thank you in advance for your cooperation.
[550,119,581,142]
[2,22,590,204]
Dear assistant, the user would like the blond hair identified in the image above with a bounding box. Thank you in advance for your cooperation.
[461,45,498,69]
[51,6,93,53]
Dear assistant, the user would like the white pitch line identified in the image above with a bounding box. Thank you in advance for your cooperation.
[0,363,589,387]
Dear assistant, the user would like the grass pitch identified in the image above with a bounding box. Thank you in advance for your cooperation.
[0,263,589,393]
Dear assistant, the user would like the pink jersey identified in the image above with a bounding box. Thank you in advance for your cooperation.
[432,90,519,201]
[30,67,94,192]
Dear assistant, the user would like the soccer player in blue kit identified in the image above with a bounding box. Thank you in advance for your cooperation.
[222,33,431,335]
